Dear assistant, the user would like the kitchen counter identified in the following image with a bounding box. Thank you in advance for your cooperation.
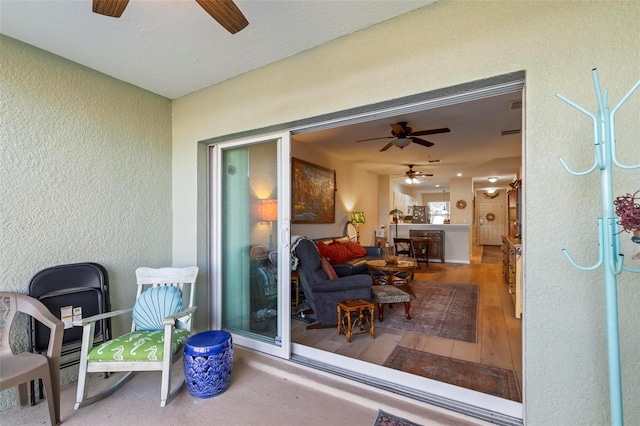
[389,224,470,263]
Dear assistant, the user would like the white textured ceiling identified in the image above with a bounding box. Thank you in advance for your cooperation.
[0,0,436,99]
[1,0,522,191]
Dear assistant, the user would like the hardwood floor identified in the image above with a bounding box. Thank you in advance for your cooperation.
[291,246,523,397]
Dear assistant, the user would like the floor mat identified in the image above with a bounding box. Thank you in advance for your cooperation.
[372,410,422,426]
[481,245,503,264]
[384,347,522,402]
[377,281,478,343]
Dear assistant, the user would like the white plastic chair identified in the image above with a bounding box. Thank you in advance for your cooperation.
[74,266,198,409]
[0,292,64,425]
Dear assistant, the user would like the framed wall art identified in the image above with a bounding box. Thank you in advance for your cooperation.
[291,158,335,224]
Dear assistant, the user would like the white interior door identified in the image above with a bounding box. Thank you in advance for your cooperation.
[209,131,291,359]
[478,202,503,245]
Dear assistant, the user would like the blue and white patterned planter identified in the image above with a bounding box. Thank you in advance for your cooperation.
[184,330,233,398]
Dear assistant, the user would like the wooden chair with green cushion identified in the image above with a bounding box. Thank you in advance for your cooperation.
[74,266,198,409]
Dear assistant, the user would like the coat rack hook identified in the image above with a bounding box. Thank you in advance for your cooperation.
[610,79,640,169]
[558,156,597,176]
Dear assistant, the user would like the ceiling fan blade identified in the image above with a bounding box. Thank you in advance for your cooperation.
[196,0,249,34]
[410,137,434,148]
[380,141,395,152]
[356,136,393,143]
[411,127,451,136]
[415,173,434,177]
[93,0,129,18]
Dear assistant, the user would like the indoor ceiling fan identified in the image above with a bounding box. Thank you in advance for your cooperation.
[92,0,249,34]
[356,121,450,152]
[397,164,433,185]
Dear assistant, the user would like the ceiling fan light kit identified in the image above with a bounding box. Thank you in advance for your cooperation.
[92,0,249,34]
[356,122,450,152]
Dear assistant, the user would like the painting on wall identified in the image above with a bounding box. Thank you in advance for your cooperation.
[292,158,335,224]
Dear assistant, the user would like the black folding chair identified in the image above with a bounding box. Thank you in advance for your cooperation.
[27,262,111,404]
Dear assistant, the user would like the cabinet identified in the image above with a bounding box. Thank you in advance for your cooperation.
[410,230,444,263]
[502,235,522,318]
[507,179,522,238]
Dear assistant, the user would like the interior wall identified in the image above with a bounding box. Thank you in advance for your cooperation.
[289,139,379,245]
[171,1,640,424]
[0,35,173,407]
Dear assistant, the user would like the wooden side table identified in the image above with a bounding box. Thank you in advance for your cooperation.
[336,299,375,343]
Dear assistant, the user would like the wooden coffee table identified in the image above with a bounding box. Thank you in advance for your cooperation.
[366,258,417,297]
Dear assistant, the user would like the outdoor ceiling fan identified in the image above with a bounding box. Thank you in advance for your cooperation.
[398,164,433,185]
[356,121,450,152]
[92,0,249,34]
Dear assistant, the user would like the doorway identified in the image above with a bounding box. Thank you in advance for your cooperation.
[207,72,525,423]
[478,201,504,245]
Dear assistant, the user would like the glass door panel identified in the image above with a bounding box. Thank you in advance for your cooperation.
[212,132,290,358]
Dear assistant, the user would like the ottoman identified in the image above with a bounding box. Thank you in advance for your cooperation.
[184,330,233,398]
[371,285,411,322]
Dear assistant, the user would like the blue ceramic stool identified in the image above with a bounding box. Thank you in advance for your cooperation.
[184,330,233,398]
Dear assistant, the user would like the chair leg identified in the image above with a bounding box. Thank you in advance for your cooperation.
[404,302,412,320]
[41,370,58,425]
[377,303,384,322]
[16,383,29,406]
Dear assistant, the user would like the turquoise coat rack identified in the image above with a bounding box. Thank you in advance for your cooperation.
[557,69,640,426]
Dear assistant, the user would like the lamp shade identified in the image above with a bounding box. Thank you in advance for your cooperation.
[389,208,403,219]
[259,199,278,222]
[395,138,411,148]
[351,211,365,224]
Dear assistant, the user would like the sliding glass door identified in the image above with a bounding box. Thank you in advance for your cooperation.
[210,132,291,358]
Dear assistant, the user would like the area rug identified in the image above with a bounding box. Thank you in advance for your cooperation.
[481,245,502,264]
[372,410,422,426]
[384,347,522,402]
[379,281,478,343]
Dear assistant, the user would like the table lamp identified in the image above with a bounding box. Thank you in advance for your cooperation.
[350,211,365,243]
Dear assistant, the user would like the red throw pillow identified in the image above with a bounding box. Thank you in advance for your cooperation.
[326,240,354,264]
[317,242,332,259]
[344,241,368,257]
[319,257,338,280]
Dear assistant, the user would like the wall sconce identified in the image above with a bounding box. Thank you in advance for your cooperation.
[259,199,277,248]
[350,211,365,244]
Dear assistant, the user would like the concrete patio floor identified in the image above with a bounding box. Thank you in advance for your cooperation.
[3,347,488,426]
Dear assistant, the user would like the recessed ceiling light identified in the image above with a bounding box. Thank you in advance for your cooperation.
[435,184,440,187]
[456,173,462,177]
[488,176,498,183]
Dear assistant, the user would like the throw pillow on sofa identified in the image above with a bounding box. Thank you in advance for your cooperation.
[317,241,352,265]
[344,241,368,257]
[319,257,338,279]
[327,240,355,264]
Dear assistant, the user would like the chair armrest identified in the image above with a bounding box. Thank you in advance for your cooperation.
[312,274,372,293]
[364,246,382,256]
[162,306,197,326]
[73,308,132,327]
[26,299,65,360]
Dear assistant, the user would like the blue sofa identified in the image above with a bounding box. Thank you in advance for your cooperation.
[313,236,383,277]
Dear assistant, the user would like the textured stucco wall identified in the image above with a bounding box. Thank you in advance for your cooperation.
[172,1,639,424]
[0,35,172,408]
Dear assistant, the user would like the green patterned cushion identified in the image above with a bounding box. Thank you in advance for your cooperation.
[88,329,190,362]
